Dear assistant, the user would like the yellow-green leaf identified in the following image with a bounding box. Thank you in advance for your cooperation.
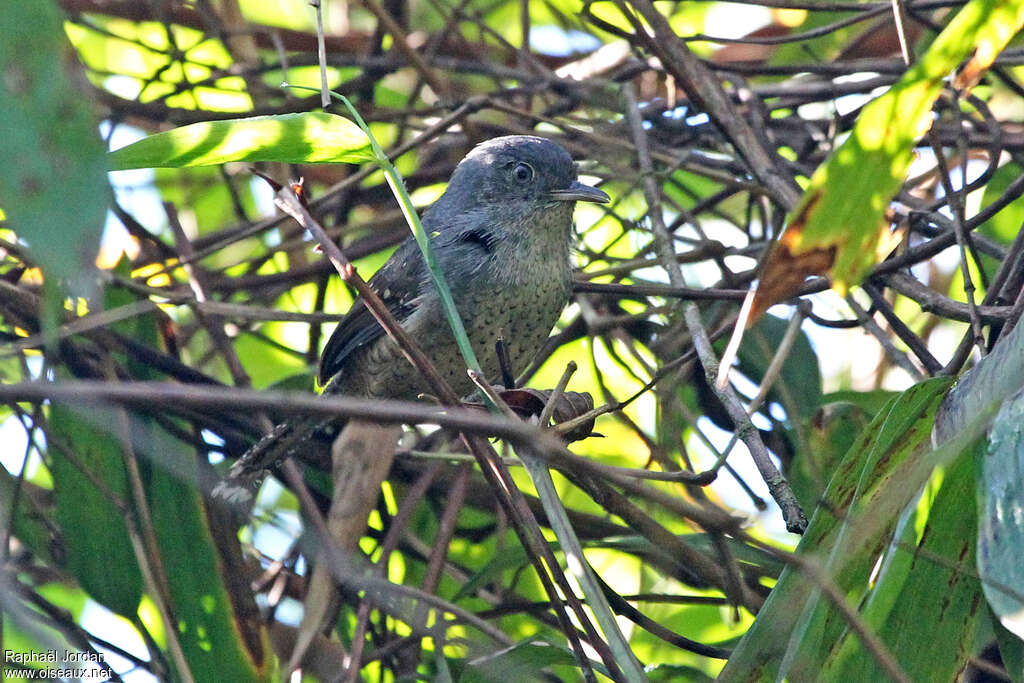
[753,0,1024,317]
[108,112,373,169]
[809,0,1024,289]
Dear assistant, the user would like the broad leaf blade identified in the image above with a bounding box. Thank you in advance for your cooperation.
[118,270,267,679]
[738,314,822,419]
[105,270,266,679]
[49,403,144,618]
[790,400,871,511]
[978,391,1024,640]
[822,452,985,680]
[931,292,1024,643]
[0,1,108,291]
[142,426,268,681]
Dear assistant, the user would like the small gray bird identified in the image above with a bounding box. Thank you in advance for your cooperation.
[224,136,608,668]
[222,135,608,492]
[318,134,609,400]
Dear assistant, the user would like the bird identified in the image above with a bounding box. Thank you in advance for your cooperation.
[222,135,608,489]
[316,135,609,399]
[222,135,608,667]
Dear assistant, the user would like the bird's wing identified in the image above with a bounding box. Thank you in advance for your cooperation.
[317,238,425,387]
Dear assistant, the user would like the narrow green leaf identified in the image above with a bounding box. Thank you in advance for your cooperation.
[720,377,954,682]
[823,452,984,680]
[49,403,144,619]
[521,453,647,682]
[597,534,786,577]
[47,263,160,619]
[645,663,717,683]
[330,94,486,378]
[454,543,536,602]
[457,638,588,683]
[776,376,957,680]
[820,389,899,418]
[108,112,373,169]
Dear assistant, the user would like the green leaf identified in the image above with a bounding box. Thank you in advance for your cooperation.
[822,452,984,680]
[142,424,267,681]
[720,376,954,682]
[762,0,1024,295]
[594,534,785,578]
[512,452,647,681]
[978,162,1024,246]
[740,314,822,419]
[0,1,109,291]
[768,10,861,67]
[457,638,594,682]
[778,377,958,681]
[46,262,169,618]
[977,390,1024,640]
[0,467,55,566]
[106,256,161,375]
[994,608,1024,683]
[49,403,144,618]
[453,543,536,601]
[934,295,1024,444]
[790,401,871,512]
[103,270,266,678]
[108,112,373,169]
[645,663,716,683]
[820,389,899,419]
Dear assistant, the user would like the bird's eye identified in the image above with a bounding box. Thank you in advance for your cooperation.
[512,163,534,183]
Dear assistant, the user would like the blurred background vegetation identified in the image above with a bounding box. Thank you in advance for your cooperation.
[2,0,1024,680]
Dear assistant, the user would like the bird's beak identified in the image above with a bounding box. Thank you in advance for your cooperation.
[548,181,610,204]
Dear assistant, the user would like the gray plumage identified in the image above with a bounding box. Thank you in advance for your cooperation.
[318,134,608,399]
[219,135,607,497]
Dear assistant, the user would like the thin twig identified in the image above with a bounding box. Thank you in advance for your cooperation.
[622,81,806,533]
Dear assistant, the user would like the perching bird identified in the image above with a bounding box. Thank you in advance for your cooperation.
[223,135,608,486]
[223,135,608,667]
[316,135,609,399]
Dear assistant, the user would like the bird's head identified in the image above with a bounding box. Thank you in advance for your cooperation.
[436,136,609,215]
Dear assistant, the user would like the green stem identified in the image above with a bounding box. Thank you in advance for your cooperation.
[521,452,647,682]
[328,92,484,376]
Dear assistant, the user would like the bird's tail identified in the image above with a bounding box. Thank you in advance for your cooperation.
[289,419,403,670]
